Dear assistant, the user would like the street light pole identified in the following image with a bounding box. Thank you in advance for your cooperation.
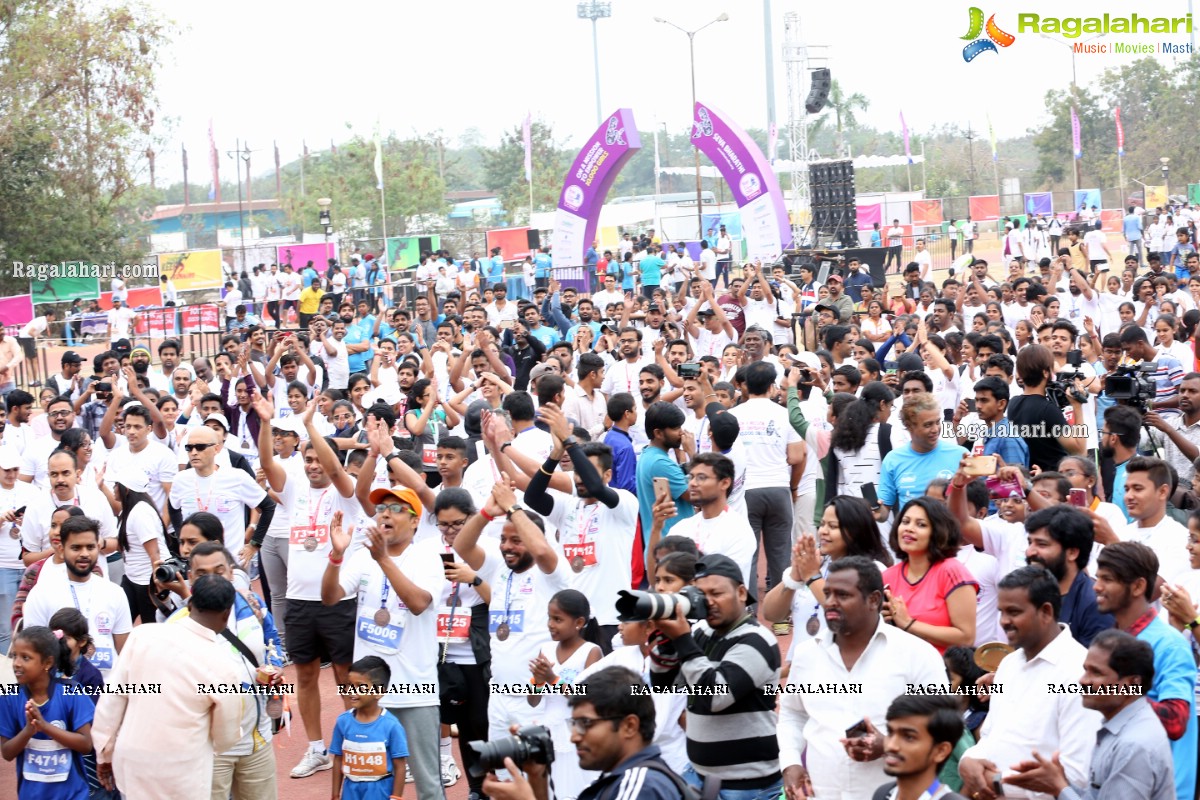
[655,13,730,241]
[576,2,612,128]
[1040,32,1104,194]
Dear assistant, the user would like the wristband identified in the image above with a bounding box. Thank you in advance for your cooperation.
[480,508,496,523]
[805,574,823,587]
[328,554,343,566]
[1189,616,1200,630]
[781,571,805,591]
[904,619,916,632]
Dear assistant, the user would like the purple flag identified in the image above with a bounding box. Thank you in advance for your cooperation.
[1071,107,1082,159]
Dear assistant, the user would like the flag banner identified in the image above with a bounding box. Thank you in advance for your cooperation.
[900,112,912,164]
[1070,108,1082,159]
[30,270,100,304]
[856,203,883,230]
[97,286,163,311]
[1145,185,1168,208]
[987,114,998,162]
[522,113,533,183]
[181,304,221,333]
[968,195,1000,221]
[1024,192,1054,216]
[1115,106,1124,156]
[0,295,34,327]
[1189,184,1200,205]
[910,199,944,227]
[386,236,442,270]
[1074,189,1101,211]
[1100,209,1123,233]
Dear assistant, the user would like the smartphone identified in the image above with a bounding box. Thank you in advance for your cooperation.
[943,408,955,422]
[678,362,701,379]
[860,483,879,509]
[964,398,977,413]
[653,476,671,503]
[1069,488,1088,508]
[439,553,455,568]
[844,719,870,739]
[962,455,998,477]
[13,506,25,518]
[993,776,1006,796]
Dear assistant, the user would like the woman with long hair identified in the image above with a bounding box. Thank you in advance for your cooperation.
[113,471,168,625]
[827,382,895,500]
[1014,318,1034,350]
[881,496,978,653]
[404,378,459,486]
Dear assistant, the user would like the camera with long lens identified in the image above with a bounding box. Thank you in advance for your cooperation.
[615,585,708,623]
[1046,349,1088,410]
[467,725,554,778]
[153,558,189,586]
[1105,362,1158,413]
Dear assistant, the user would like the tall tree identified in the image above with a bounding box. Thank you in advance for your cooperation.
[482,120,572,224]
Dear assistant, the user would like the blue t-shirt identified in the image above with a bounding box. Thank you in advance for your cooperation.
[489,255,505,284]
[533,253,552,278]
[566,321,601,343]
[878,440,969,510]
[0,680,94,800]
[1138,614,1198,800]
[528,324,560,349]
[635,444,694,551]
[1123,213,1143,241]
[1113,461,1130,522]
[330,708,410,800]
[344,323,375,373]
[639,255,665,286]
[621,261,637,291]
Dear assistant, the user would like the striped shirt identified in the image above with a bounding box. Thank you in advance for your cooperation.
[650,616,780,783]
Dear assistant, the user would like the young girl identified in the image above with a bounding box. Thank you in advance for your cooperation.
[48,609,108,799]
[529,590,601,800]
[0,626,95,799]
[654,551,698,593]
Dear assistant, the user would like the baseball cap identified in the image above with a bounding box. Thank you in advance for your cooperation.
[269,415,306,436]
[704,404,740,451]
[61,351,83,365]
[694,554,754,603]
[792,351,822,372]
[112,466,148,494]
[204,413,230,431]
[696,308,716,318]
[646,303,663,313]
[825,274,843,284]
[529,362,557,384]
[0,447,21,470]
[368,486,423,518]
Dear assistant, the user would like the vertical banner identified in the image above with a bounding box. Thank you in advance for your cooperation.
[968,195,1000,222]
[689,102,792,262]
[1145,186,1169,208]
[767,122,778,163]
[1073,189,1102,211]
[1115,106,1124,156]
[856,203,883,230]
[1189,184,1200,206]
[1070,108,1082,159]
[910,199,944,227]
[551,108,642,273]
[987,114,998,161]
[1024,193,1054,216]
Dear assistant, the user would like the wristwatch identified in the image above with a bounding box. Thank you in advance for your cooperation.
[562,436,579,449]
[1188,616,1200,630]
[469,575,483,588]
[506,503,526,518]
[499,441,513,453]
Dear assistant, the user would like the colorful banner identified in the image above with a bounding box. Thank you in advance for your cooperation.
[900,112,912,164]
[0,295,34,327]
[386,236,442,270]
[1024,192,1053,216]
[486,227,533,263]
[1100,209,1123,233]
[1115,106,1124,156]
[97,286,163,311]
[181,304,221,333]
[701,213,743,240]
[158,250,224,291]
[689,102,791,262]
[30,270,100,305]
[1145,185,1169,209]
[1189,184,1200,206]
[968,195,1000,222]
[910,199,944,227]
[144,307,177,337]
[1070,107,1082,159]
[551,108,642,271]
[276,243,337,272]
[856,203,883,230]
[1074,189,1101,211]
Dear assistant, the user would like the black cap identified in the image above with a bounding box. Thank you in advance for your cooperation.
[705,404,739,451]
[61,351,83,365]
[647,303,662,312]
[695,554,754,603]
[696,308,716,318]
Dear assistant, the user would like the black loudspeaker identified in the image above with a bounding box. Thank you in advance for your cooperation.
[806,68,832,114]
[418,236,434,255]
[527,229,541,250]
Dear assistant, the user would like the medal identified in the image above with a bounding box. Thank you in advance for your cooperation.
[373,608,390,626]
[303,537,318,552]
[496,623,510,641]
[806,615,819,636]
[265,696,283,720]
[241,437,250,449]
[571,556,585,573]
[9,528,20,540]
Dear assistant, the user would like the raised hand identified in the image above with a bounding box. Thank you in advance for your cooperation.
[328,511,351,558]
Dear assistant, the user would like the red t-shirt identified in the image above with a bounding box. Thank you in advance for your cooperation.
[882,558,979,654]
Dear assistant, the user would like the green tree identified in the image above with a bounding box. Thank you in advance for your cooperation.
[482,121,572,224]
[824,80,870,157]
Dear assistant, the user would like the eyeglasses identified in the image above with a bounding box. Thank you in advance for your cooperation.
[436,519,468,532]
[378,503,418,516]
[184,443,214,453]
[47,410,72,418]
[566,716,625,735]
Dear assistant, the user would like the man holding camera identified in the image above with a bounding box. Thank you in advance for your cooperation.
[1143,372,1200,484]
[651,554,782,799]
[1005,345,1087,472]
[482,666,691,800]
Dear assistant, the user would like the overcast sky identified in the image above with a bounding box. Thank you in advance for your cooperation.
[151,0,1195,186]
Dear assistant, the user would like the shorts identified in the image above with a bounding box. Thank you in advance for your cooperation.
[284,598,356,665]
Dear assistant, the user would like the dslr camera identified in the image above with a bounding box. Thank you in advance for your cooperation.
[615,585,708,622]
[467,725,554,778]
[1046,350,1088,410]
[1106,362,1158,413]
[153,558,189,586]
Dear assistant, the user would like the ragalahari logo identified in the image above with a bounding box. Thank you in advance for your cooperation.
[961,7,1015,61]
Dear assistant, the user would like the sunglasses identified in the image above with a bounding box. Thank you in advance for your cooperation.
[184,443,214,453]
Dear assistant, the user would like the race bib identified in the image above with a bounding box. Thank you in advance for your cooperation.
[422,444,437,467]
[341,739,389,781]
[436,606,471,643]
[23,738,71,783]
[356,616,403,653]
[562,541,598,568]
[488,610,525,634]
[88,647,115,672]
[289,524,330,550]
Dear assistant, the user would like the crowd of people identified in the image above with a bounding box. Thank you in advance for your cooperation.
[3,207,1200,800]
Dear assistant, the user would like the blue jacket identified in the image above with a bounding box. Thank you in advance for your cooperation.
[578,745,688,800]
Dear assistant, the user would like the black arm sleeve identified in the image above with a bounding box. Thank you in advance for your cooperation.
[569,443,620,508]
[250,495,275,548]
[522,455,557,517]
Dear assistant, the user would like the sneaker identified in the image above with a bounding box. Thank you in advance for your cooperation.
[772,621,792,636]
[406,770,415,783]
[290,749,332,778]
[441,754,462,787]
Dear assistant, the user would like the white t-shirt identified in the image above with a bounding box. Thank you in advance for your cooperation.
[0,481,37,570]
[265,273,282,302]
[104,440,178,514]
[18,317,48,338]
[887,226,904,246]
[542,490,639,626]
[730,398,802,490]
[600,357,649,398]
[699,249,717,280]
[223,288,244,318]
[1055,291,1099,326]
[914,250,932,280]
[22,486,118,555]
[20,434,66,489]
[743,296,780,333]
[24,573,132,681]
[331,271,347,293]
[692,328,732,359]
[277,477,363,601]
[121,501,169,585]
[107,307,136,339]
[111,277,128,302]
[318,337,350,390]
[957,545,1003,646]
[979,516,1030,577]
[1120,517,1190,584]
[280,272,302,302]
[478,554,573,693]
[1083,229,1109,265]
[668,509,756,590]
[339,538,444,708]
[169,465,267,555]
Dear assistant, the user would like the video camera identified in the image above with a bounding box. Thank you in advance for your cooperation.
[467,725,554,778]
[615,586,708,623]
[1046,349,1089,410]
[1105,362,1158,413]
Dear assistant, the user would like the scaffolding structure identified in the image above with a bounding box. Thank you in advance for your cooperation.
[783,12,828,248]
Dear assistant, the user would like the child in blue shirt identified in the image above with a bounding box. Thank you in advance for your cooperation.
[0,626,95,800]
[330,656,409,800]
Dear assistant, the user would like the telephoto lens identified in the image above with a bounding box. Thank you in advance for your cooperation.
[614,585,708,622]
[467,725,555,778]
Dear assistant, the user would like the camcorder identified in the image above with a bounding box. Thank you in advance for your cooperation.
[467,725,554,778]
[1046,350,1088,410]
[615,586,708,622]
[1105,362,1158,413]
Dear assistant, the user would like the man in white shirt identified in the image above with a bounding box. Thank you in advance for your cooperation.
[958,566,1102,800]
[48,350,85,401]
[591,274,625,312]
[912,238,933,282]
[698,240,718,285]
[562,353,608,441]
[0,447,35,652]
[279,264,302,323]
[103,404,177,527]
[684,282,736,359]
[19,395,78,490]
[731,361,804,594]
[779,557,947,800]
[264,264,282,327]
[250,265,268,314]
[485,283,520,329]
[222,281,244,331]
[667,452,755,589]
[316,318,351,391]
[111,275,129,304]
[21,450,118,565]
[885,219,905,270]
[601,327,650,398]
[1092,456,1191,585]
[107,299,136,345]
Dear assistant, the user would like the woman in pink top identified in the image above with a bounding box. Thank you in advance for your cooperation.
[881,496,978,654]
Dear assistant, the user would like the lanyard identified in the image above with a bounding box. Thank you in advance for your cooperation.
[577,504,599,545]
[68,582,90,618]
[502,570,517,625]
[380,575,391,610]
[440,563,463,665]
[308,489,331,527]
[196,472,216,513]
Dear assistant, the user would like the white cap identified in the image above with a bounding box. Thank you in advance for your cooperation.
[269,414,306,436]
[0,446,21,470]
[793,351,822,371]
[112,466,149,494]
[204,413,231,431]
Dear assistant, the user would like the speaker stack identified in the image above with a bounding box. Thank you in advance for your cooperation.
[806,68,832,114]
[807,159,857,247]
